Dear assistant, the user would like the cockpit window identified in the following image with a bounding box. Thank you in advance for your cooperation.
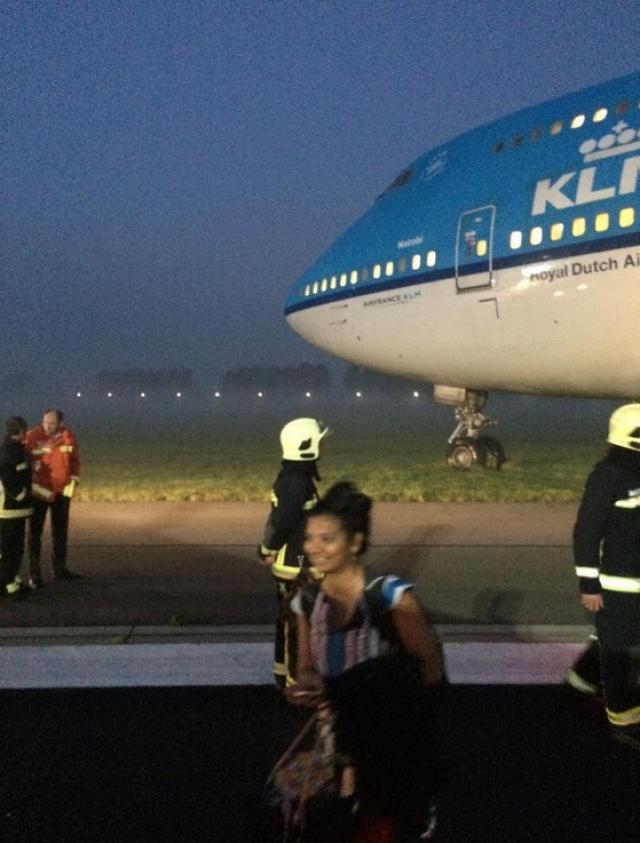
[384,168,413,192]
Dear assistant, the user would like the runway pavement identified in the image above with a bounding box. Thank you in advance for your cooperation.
[1,500,583,632]
[3,503,638,843]
[0,501,594,689]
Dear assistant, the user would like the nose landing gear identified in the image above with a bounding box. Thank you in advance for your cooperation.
[435,386,506,470]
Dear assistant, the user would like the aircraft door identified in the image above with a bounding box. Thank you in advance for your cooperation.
[456,205,495,291]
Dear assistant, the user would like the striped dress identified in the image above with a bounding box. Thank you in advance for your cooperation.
[290,574,413,678]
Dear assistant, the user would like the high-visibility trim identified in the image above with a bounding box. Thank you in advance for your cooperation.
[607,705,640,726]
[32,483,54,501]
[16,462,28,471]
[63,480,76,498]
[260,544,278,557]
[615,493,640,509]
[575,566,600,578]
[0,507,33,519]
[600,574,640,593]
[30,447,52,455]
[565,669,598,695]
[15,489,26,501]
[59,445,74,453]
[303,499,316,511]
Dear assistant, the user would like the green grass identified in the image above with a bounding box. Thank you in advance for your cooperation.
[76,409,605,502]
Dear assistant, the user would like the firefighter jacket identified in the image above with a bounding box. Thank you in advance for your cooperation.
[260,460,319,581]
[573,446,640,596]
[0,437,33,519]
[25,424,80,502]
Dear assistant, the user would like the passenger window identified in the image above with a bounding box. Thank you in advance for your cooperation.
[529,227,543,246]
[493,141,506,153]
[571,114,585,129]
[550,121,563,136]
[593,107,608,123]
[595,212,609,232]
[321,278,328,292]
[361,267,369,281]
[615,100,631,115]
[619,207,635,228]
[350,270,358,285]
[373,264,382,279]
[412,254,421,270]
[339,273,346,287]
[304,285,311,297]
[330,276,338,290]
[550,223,564,241]
[512,135,524,147]
[385,261,394,277]
[530,127,544,142]
[426,250,437,267]
[572,217,586,237]
[398,257,407,272]
[312,281,319,294]
[509,231,522,249]
[476,239,488,257]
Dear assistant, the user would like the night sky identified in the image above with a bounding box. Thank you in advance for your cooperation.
[2,0,638,387]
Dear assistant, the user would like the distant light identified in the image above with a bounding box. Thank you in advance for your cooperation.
[176,392,182,398]
[257,391,263,398]
[305,391,312,398]
[107,392,113,398]
[355,391,363,398]
[140,392,146,398]
[76,392,82,398]
[413,391,420,398]
[214,391,221,398]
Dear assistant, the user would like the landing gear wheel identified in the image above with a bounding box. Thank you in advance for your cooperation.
[476,435,506,470]
[446,437,479,470]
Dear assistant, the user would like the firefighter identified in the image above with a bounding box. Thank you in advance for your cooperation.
[25,409,82,587]
[572,403,640,748]
[0,416,33,600]
[258,417,329,688]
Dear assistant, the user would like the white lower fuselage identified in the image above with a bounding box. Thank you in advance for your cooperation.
[287,242,640,398]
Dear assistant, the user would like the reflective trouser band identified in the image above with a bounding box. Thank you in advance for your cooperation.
[607,705,640,726]
[576,567,600,579]
[600,574,640,593]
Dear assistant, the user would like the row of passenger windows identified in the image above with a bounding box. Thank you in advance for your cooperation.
[302,206,637,295]
[493,97,640,154]
[508,207,636,250]
[303,250,438,297]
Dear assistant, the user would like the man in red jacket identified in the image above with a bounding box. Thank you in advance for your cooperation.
[25,409,82,588]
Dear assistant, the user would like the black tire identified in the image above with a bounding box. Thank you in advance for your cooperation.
[446,438,478,470]
[476,435,506,470]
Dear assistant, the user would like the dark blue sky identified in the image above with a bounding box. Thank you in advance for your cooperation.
[2,0,638,386]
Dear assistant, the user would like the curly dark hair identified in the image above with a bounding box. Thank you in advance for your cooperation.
[308,481,372,555]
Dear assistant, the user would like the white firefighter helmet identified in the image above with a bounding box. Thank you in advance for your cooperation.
[607,403,640,451]
[280,418,329,461]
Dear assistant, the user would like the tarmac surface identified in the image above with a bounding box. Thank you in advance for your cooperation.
[2,502,638,842]
[1,500,586,632]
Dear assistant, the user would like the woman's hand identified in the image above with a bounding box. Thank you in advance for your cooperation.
[581,593,604,613]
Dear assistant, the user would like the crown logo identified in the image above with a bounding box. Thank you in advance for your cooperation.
[580,121,640,163]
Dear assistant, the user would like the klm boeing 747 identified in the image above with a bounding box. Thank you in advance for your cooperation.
[284,73,640,468]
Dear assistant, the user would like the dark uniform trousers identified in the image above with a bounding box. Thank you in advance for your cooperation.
[0,517,27,589]
[597,591,640,724]
[274,580,300,688]
[29,494,71,579]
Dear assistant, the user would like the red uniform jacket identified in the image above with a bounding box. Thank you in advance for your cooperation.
[25,424,80,502]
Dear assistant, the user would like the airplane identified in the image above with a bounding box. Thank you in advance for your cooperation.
[284,72,640,469]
